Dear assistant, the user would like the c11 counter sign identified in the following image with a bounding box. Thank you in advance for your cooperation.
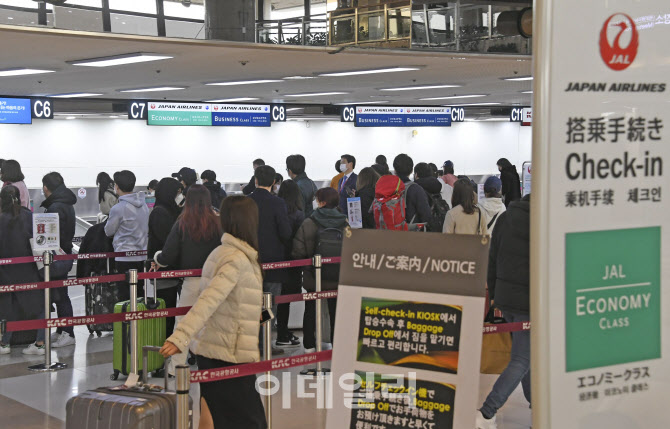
[533,1,669,428]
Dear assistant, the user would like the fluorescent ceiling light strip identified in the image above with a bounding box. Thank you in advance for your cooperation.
[286,108,304,111]
[119,86,185,93]
[69,53,173,67]
[521,90,533,94]
[502,76,533,81]
[446,103,502,107]
[0,68,55,77]
[334,101,389,105]
[380,84,461,91]
[319,67,421,77]
[420,94,486,101]
[50,92,103,98]
[206,80,283,86]
[284,92,348,97]
[283,76,315,80]
[205,97,260,102]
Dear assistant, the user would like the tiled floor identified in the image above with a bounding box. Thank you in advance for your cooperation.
[0,286,531,428]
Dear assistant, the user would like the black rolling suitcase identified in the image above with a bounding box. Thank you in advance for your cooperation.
[65,347,192,429]
[85,270,121,337]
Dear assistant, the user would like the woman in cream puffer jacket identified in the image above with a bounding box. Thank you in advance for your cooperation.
[161,196,266,429]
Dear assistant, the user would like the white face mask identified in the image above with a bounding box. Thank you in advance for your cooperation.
[340,163,348,173]
[273,184,280,193]
[175,194,185,206]
[312,199,319,210]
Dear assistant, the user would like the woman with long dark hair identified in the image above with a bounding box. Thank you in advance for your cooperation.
[1,160,30,208]
[154,184,222,371]
[0,186,46,355]
[355,167,381,229]
[160,196,266,429]
[497,158,521,207]
[442,178,488,235]
[96,172,118,218]
[275,180,305,347]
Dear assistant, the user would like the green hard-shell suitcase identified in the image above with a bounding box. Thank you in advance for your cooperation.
[111,276,166,380]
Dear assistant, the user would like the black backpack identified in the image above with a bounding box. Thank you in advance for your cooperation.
[427,194,450,232]
[315,226,344,282]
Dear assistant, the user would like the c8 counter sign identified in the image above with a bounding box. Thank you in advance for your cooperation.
[271,104,286,122]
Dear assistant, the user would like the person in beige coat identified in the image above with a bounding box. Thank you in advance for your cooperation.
[160,196,266,429]
[443,178,489,236]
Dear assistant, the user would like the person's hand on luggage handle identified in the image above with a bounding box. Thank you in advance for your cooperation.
[159,341,179,357]
[150,262,158,272]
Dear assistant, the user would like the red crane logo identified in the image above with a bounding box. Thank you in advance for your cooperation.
[599,14,639,71]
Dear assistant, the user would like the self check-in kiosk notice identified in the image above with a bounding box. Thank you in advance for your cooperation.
[326,229,488,429]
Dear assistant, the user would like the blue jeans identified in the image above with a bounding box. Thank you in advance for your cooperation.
[480,311,531,418]
[1,308,46,345]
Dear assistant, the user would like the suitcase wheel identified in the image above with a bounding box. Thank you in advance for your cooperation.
[96,331,102,337]
[188,354,196,366]
[87,326,94,334]
[110,370,119,381]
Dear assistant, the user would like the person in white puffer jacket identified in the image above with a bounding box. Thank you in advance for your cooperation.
[478,176,507,235]
[160,195,266,429]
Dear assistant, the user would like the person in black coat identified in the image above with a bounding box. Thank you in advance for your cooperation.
[393,154,431,223]
[201,170,227,210]
[148,177,182,337]
[275,180,305,347]
[497,158,522,207]
[247,166,292,327]
[242,158,265,196]
[0,185,46,355]
[355,167,380,229]
[41,172,77,346]
[478,194,531,427]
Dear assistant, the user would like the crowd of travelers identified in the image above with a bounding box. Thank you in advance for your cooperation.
[0,155,527,429]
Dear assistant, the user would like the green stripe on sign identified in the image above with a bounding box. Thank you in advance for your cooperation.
[148,111,212,126]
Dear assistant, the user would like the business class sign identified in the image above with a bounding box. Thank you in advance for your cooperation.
[147,102,273,127]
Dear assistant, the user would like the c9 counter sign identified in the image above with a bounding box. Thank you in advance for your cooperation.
[31,98,53,119]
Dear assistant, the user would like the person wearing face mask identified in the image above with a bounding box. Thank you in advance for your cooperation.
[273,173,283,196]
[286,154,317,217]
[330,160,345,190]
[105,170,150,302]
[337,154,357,215]
[171,167,198,207]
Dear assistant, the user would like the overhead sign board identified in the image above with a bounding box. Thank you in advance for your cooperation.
[450,107,466,122]
[270,104,286,122]
[147,102,211,126]
[521,107,532,126]
[340,105,356,123]
[510,107,527,123]
[533,1,668,428]
[0,98,31,124]
[327,230,488,429]
[128,101,148,120]
[211,104,271,127]
[31,98,53,119]
[355,106,452,127]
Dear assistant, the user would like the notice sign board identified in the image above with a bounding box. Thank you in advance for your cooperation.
[0,98,31,124]
[533,1,669,428]
[147,102,272,126]
[326,230,488,429]
[32,213,59,252]
[355,106,452,127]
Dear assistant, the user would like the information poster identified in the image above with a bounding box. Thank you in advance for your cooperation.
[533,1,669,428]
[347,197,363,229]
[32,213,60,251]
[326,230,488,429]
[521,162,531,196]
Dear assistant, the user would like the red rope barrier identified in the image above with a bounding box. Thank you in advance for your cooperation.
[190,350,333,383]
[483,321,530,334]
[274,290,339,304]
[0,251,148,266]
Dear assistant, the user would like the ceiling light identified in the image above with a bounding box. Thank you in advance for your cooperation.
[119,86,185,93]
[318,67,421,77]
[205,97,260,102]
[284,92,349,97]
[286,108,304,111]
[502,76,533,81]
[50,92,104,98]
[65,116,76,120]
[206,80,282,86]
[283,76,316,80]
[380,84,461,91]
[68,53,173,67]
[334,101,390,105]
[0,68,55,77]
[420,94,486,101]
[445,102,502,107]
[521,90,533,94]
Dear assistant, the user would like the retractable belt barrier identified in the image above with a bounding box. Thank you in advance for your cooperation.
[0,250,148,266]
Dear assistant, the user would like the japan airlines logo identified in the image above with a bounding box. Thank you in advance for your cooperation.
[150,104,156,109]
[599,13,639,71]
[213,106,219,111]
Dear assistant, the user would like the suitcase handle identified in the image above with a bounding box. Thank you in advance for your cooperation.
[143,262,158,307]
[142,346,170,391]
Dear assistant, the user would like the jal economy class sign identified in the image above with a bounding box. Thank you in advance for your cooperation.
[147,102,211,126]
[534,1,668,428]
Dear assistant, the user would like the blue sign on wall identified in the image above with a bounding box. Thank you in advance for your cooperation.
[0,98,32,124]
[211,104,271,127]
[355,106,451,127]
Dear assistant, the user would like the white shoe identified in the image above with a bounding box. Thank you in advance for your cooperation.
[0,344,10,355]
[52,332,76,348]
[304,347,316,353]
[23,343,46,355]
[476,411,497,429]
[50,332,59,342]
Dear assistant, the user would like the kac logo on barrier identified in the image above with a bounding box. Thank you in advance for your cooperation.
[599,13,639,71]
[47,319,67,328]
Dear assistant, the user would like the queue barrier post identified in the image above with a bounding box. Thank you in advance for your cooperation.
[28,251,67,372]
[175,364,191,429]
[129,269,139,375]
[314,254,323,374]
[262,292,273,429]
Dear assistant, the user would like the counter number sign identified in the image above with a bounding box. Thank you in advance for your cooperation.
[271,104,286,122]
[31,98,53,119]
[340,106,356,123]
[451,107,465,122]
[128,101,147,120]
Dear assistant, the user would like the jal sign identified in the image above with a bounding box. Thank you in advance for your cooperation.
[355,106,452,127]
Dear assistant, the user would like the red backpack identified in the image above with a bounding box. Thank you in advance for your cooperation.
[373,175,408,231]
